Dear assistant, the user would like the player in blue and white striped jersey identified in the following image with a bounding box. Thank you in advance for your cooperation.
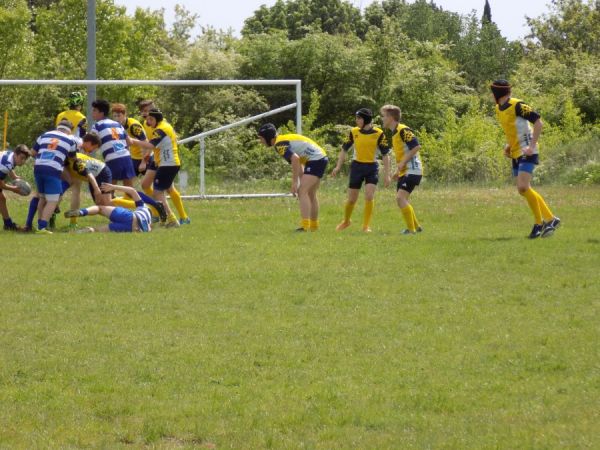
[0,145,32,231]
[89,99,136,187]
[64,183,152,233]
[31,120,78,233]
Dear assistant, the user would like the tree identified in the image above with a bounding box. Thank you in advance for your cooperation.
[482,0,492,23]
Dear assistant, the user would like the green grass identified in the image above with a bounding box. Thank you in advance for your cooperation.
[1,183,599,449]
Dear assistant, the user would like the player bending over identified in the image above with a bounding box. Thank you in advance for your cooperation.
[491,80,560,239]
[64,183,152,233]
[0,145,32,231]
[331,108,391,233]
[381,104,424,235]
[258,124,329,232]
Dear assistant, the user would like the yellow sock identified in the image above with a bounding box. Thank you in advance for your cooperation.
[70,217,77,225]
[111,197,136,209]
[401,205,416,232]
[521,188,543,225]
[301,218,310,231]
[343,201,355,223]
[143,186,153,197]
[363,200,374,229]
[411,207,420,229]
[169,188,188,220]
[309,219,319,231]
[532,189,554,222]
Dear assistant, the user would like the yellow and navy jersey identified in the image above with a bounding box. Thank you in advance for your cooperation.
[342,126,390,163]
[67,152,106,182]
[274,134,327,164]
[124,117,147,160]
[55,109,87,139]
[150,120,180,167]
[495,98,541,159]
[141,118,154,142]
[392,124,423,176]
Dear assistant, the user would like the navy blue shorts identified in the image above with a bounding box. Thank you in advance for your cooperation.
[34,171,63,201]
[349,161,378,189]
[396,174,422,193]
[88,166,112,200]
[512,154,539,177]
[153,165,180,191]
[107,157,135,181]
[132,158,146,176]
[304,158,328,179]
[147,158,157,172]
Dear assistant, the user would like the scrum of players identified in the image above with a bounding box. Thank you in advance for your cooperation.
[2,79,561,238]
[1,93,189,234]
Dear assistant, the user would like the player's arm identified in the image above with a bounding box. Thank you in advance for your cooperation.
[378,133,392,187]
[100,182,142,202]
[69,180,82,213]
[0,178,20,193]
[290,153,302,196]
[87,173,102,199]
[8,169,20,180]
[394,129,420,177]
[331,132,353,177]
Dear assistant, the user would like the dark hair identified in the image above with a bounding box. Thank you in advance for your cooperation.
[82,132,101,146]
[491,79,512,102]
[14,144,31,157]
[92,99,110,116]
[147,108,164,123]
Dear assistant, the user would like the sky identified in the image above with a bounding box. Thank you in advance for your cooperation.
[115,0,552,41]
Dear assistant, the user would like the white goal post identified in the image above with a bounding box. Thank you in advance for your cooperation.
[0,79,302,199]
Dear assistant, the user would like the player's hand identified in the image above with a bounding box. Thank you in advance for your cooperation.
[330,167,340,178]
[139,162,146,172]
[522,145,536,156]
[503,144,511,158]
[290,184,298,197]
[392,171,400,181]
[384,174,391,188]
[100,182,115,193]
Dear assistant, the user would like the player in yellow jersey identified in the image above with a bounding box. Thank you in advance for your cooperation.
[258,124,328,232]
[55,92,87,139]
[381,105,424,235]
[331,108,391,232]
[491,80,560,239]
[111,103,147,176]
[129,109,184,228]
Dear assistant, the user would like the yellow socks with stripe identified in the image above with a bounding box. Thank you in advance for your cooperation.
[521,188,543,225]
[343,201,355,223]
[301,218,310,231]
[411,207,420,229]
[363,200,374,229]
[309,219,319,231]
[169,188,188,220]
[532,189,554,222]
[111,197,135,209]
[401,205,416,232]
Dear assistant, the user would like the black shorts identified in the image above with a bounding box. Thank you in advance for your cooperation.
[89,166,112,200]
[396,174,422,193]
[147,158,157,172]
[349,161,378,189]
[132,158,146,176]
[304,158,328,179]
[153,165,180,191]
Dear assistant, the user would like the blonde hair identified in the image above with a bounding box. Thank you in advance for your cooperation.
[380,104,402,122]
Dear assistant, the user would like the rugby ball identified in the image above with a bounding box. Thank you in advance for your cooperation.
[14,179,32,196]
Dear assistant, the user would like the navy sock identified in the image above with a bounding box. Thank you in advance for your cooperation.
[138,191,159,209]
[26,197,39,228]
[38,219,48,230]
[80,209,89,216]
[3,218,14,227]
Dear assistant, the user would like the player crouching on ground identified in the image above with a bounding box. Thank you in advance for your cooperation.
[258,123,329,232]
[380,105,424,235]
[0,144,32,231]
[491,79,561,239]
[64,183,152,233]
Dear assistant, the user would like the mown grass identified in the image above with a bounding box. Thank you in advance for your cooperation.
[0,182,599,449]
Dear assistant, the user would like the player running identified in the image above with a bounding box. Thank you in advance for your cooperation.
[55,92,87,139]
[64,183,152,233]
[381,104,424,235]
[0,145,32,231]
[331,108,391,232]
[31,120,78,234]
[258,124,328,231]
[491,80,561,238]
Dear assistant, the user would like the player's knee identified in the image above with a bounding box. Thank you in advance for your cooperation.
[517,184,529,194]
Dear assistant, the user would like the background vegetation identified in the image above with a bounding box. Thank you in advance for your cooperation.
[1,0,599,185]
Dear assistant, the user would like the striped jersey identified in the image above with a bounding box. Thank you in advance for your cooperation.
[133,201,152,232]
[0,151,15,180]
[274,134,327,164]
[90,119,131,163]
[33,130,78,176]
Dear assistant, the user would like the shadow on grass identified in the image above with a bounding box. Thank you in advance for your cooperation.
[478,236,518,242]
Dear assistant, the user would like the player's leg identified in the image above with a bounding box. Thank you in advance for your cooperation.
[396,175,422,234]
[155,166,180,227]
[0,191,18,230]
[24,194,40,232]
[308,180,321,231]
[516,168,543,238]
[363,182,377,232]
[169,186,189,225]
[297,173,320,231]
[68,181,82,230]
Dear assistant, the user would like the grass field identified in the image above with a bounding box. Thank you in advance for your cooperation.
[1,182,599,449]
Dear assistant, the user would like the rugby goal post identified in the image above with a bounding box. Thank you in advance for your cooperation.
[0,79,302,199]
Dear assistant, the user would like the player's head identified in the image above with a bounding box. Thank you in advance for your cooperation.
[91,99,110,120]
[82,132,101,153]
[380,105,401,129]
[57,119,73,134]
[491,79,512,104]
[355,108,373,128]
[68,91,84,110]
[111,103,127,125]
[13,144,31,166]
[145,108,164,127]
[138,100,155,119]
[257,123,277,147]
